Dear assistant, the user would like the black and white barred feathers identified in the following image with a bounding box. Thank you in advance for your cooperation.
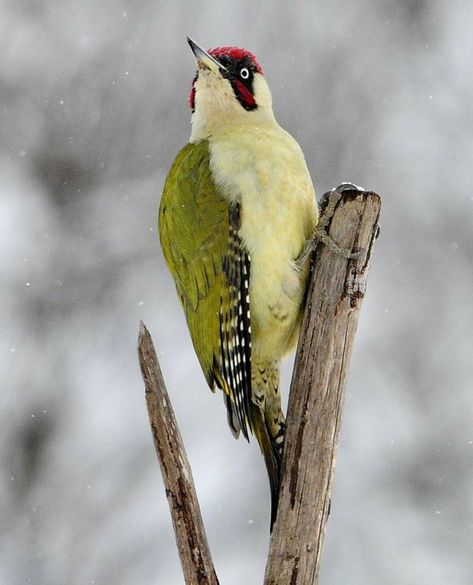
[217,202,252,439]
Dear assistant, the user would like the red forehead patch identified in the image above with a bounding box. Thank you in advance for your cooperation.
[208,46,263,74]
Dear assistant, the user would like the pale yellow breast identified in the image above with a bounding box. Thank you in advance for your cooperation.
[209,123,318,360]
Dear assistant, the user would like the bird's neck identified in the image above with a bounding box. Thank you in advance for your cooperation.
[189,105,277,143]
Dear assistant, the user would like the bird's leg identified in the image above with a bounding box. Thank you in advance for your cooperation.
[296,182,364,270]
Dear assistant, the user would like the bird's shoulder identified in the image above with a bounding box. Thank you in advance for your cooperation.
[161,140,220,208]
[159,140,230,311]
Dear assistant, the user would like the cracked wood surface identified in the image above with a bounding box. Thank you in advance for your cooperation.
[138,322,220,585]
[264,190,381,585]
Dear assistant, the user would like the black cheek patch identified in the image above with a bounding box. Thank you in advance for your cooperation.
[189,74,198,111]
[231,79,257,111]
[189,85,196,111]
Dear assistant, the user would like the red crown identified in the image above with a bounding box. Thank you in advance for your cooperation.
[208,46,263,75]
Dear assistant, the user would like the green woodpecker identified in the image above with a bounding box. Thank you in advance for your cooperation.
[159,38,318,527]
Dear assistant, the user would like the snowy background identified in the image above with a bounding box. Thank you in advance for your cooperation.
[1,1,472,584]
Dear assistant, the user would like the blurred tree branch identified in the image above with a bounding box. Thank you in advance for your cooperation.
[138,189,381,585]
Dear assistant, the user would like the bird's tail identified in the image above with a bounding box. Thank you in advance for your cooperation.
[250,360,286,530]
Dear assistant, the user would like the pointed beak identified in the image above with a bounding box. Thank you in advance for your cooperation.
[187,37,227,75]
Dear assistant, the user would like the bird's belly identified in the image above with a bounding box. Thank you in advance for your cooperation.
[236,165,314,360]
[248,237,307,360]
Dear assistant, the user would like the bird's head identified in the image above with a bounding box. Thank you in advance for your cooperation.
[187,38,276,142]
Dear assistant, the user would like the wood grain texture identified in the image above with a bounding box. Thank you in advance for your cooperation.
[138,322,220,585]
[264,190,381,585]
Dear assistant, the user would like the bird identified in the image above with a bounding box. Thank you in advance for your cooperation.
[158,38,318,528]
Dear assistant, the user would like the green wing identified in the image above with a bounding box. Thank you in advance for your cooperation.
[159,141,252,438]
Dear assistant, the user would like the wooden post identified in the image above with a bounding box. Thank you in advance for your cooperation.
[264,189,381,584]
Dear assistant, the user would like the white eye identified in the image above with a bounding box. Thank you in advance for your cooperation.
[240,67,250,80]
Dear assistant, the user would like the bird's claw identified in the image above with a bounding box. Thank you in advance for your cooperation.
[314,184,364,259]
[296,183,365,269]
[312,226,360,260]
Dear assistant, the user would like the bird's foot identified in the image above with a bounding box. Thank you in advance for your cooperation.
[296,183,364,269]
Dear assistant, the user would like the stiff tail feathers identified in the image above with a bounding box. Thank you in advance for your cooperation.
[249,403,283,530]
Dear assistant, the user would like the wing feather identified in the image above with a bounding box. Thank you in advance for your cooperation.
[159,141,252,438]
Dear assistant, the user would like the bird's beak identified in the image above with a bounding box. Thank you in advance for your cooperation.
[187,37,227,75]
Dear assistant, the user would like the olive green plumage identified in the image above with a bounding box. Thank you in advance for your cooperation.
[159,141,252,434]
[159,141,227,385]
[159,140,282,526]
